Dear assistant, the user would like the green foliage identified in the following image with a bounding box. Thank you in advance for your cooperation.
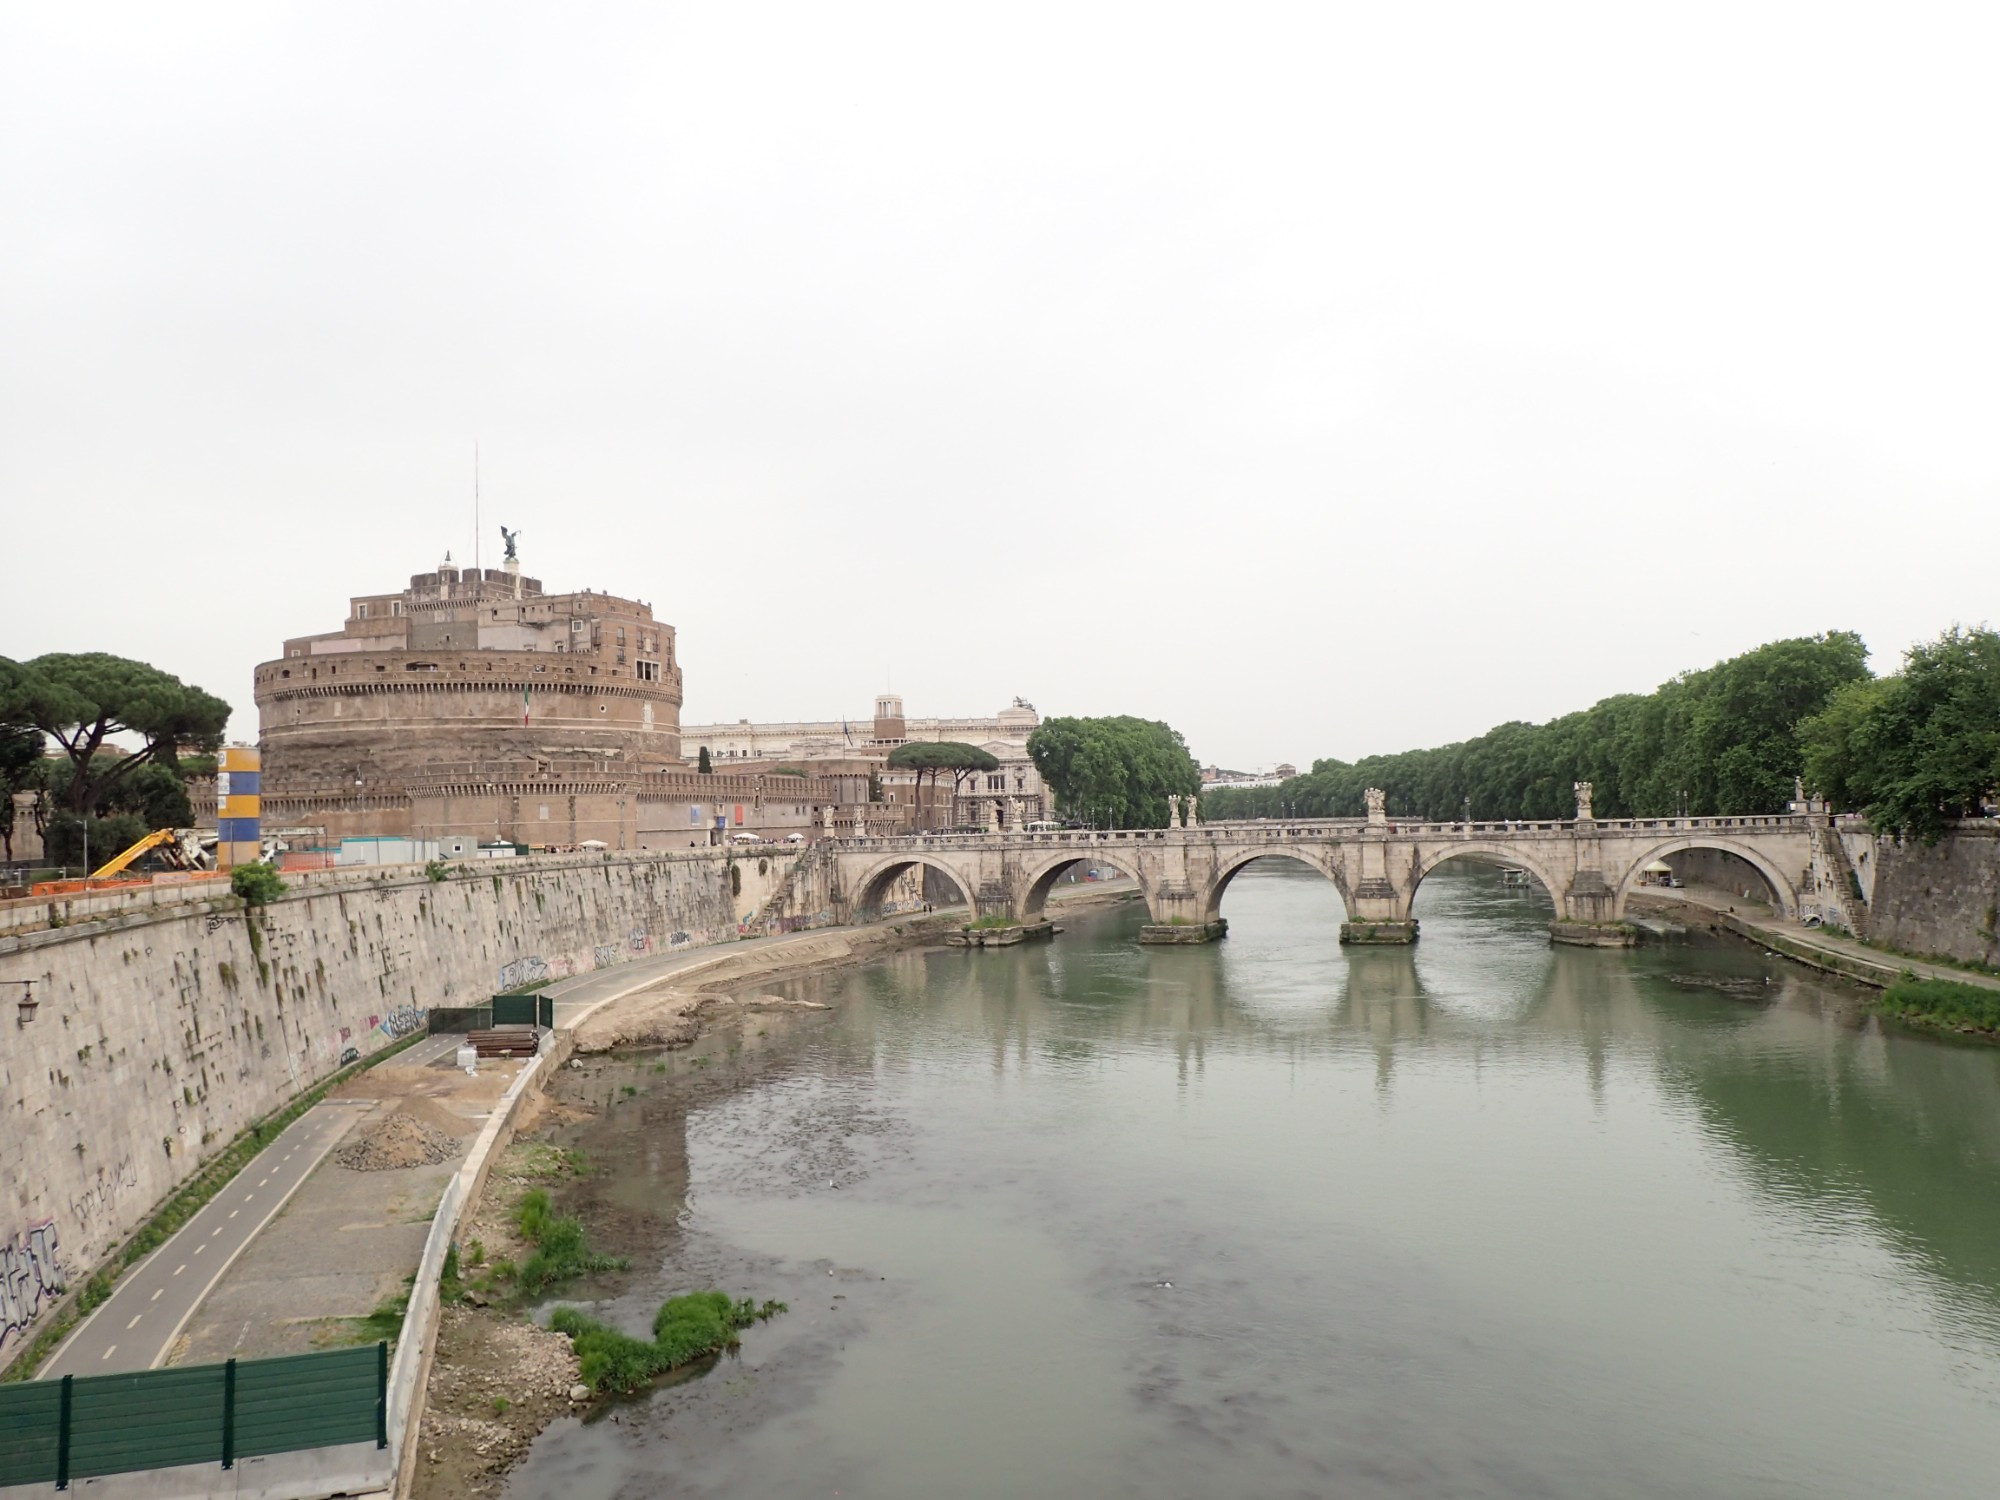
[0,724,45,861]
[425,858,449,883]
[43,811,151,871]
[512,1188,628,1295]
[0,652,230,816]
[887,741,1003,828]
[1801,626,2000,842]
[1879,974,2000,1033]
[550,1292,787,1394]
[231,861,287,906]
[1202,632,1871,822]
[697,745,713,774]
[1027,716,1201,829]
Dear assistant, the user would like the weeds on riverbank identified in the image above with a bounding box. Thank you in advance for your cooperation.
[1880,974,2000,1034]
[550,1292,787,1394]
[513,1189,628,1294]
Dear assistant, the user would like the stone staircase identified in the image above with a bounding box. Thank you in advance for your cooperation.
[1809,819,1870,938]
[746,843,828,935]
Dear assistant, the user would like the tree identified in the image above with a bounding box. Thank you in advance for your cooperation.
[0,654,230,817]
[1200,631,1871,823]
[886,742,1000,828]
[0,724,43,863]
[1027,716,1200,829]
[1801,626,2000,841]
[697,745,713,774]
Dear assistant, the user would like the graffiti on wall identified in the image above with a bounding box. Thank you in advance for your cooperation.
[1,1220,67,1350]
[497,955,551,991]
[629,928,652,954]
[592,943,620,969]
[376,1005,425,1039]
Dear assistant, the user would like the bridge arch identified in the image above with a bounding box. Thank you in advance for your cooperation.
[1611,836,1799,920]
[1202,845,1352,924]
[1410,843,1566,914]
[1017,850,1149,922]
[848,852,982,922]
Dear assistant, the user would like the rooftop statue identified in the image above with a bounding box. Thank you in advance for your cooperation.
[500,526,520,563]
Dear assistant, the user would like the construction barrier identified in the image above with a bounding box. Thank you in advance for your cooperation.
[0,1345,386,1490]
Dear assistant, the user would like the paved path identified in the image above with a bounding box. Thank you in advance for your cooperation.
[41,1033,465,1378]
[1635,886,2000,992]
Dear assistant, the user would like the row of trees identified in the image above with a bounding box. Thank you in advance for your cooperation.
[1200,627,1999,840]
[1026,716,1201,829]
[0,653,231,865]
[1203,632,1870,824]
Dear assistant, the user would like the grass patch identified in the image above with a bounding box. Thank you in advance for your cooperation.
[550,1292,787,1394]
[2,1030,428,1381]
[513,1189,628,1296]
[1880,973,2000,1034]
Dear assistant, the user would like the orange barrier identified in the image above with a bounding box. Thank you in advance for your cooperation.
[30,872,228,898]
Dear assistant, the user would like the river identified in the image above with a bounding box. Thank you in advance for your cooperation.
[507,862,2000,1499]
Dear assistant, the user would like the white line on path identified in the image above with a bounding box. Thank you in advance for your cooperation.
[126,1315,141,1330]
[102,1346,116,1361]
[150,1289,162,1302]
[173,1264,185,1276]
[211,1227,222,1237]
[259,1176,270,1186]
[229,1209,238,1219]
[194,1244,204,1256]
[244,1193,255,1203]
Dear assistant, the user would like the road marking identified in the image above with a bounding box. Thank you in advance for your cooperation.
[244,1193,255,1203]
[259,1176,270,1186]
[102,1345,116,1361]
[126,1315,142,1330]
[173,1264,185,1276]
[150,1288,162,1302]
[229,1210,239,1219]
[194,1244,205,1256]
[211,1227,222,1238]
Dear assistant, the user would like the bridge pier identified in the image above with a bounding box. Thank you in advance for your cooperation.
[1340,918,1418,944]
[1549,920,1637,947]
[1137,881,1226,943]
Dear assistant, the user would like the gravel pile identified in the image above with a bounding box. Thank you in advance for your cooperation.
[334,1111,463,1171]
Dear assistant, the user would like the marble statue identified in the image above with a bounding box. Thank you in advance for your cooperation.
[1574,781,1594,821]
[1365,787,1386,821]
[1167,794,1182,829]
[1186,794,1198,827]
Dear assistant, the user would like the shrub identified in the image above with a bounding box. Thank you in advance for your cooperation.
[551,1292,788,1393]
[512,1188,627,1295]
[230,862,287,906]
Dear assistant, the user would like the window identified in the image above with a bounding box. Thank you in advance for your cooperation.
[636,659,660,682]
[356,602,368,619]
[392,601,404,616]
[987,774,1006,791]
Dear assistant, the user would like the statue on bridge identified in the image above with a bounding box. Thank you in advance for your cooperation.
[1574,781,1594,821]
[1186,793,1198,827]
[1365,787,1387,825]
[1167,794,1182,829]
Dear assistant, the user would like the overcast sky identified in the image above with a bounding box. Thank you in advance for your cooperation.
[3,3,1994,770]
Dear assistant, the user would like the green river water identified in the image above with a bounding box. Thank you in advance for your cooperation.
[508,863,2000,1499]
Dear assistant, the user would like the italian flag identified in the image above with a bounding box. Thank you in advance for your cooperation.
[522,683,530,726]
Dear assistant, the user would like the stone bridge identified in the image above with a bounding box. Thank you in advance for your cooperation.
[823,792,1817,946]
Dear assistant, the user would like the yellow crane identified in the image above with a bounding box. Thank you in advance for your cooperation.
[90,828,211,880]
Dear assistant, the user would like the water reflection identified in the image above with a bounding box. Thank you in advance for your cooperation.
[510,863,2000,1500]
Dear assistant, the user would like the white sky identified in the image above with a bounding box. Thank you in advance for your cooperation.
[3,3,1994,769]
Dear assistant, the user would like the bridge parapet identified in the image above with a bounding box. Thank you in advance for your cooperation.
[821,813,1814,947]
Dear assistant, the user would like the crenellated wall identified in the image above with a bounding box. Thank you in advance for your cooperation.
[0,849,794,1362]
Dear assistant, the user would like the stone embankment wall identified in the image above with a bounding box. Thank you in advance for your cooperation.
[1665,848,1792,904]
[1867,825,2000,968]
[0,849,799,1363]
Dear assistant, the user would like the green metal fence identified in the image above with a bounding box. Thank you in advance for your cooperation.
[0,1343,385,1489]
[491,992,554,1028]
